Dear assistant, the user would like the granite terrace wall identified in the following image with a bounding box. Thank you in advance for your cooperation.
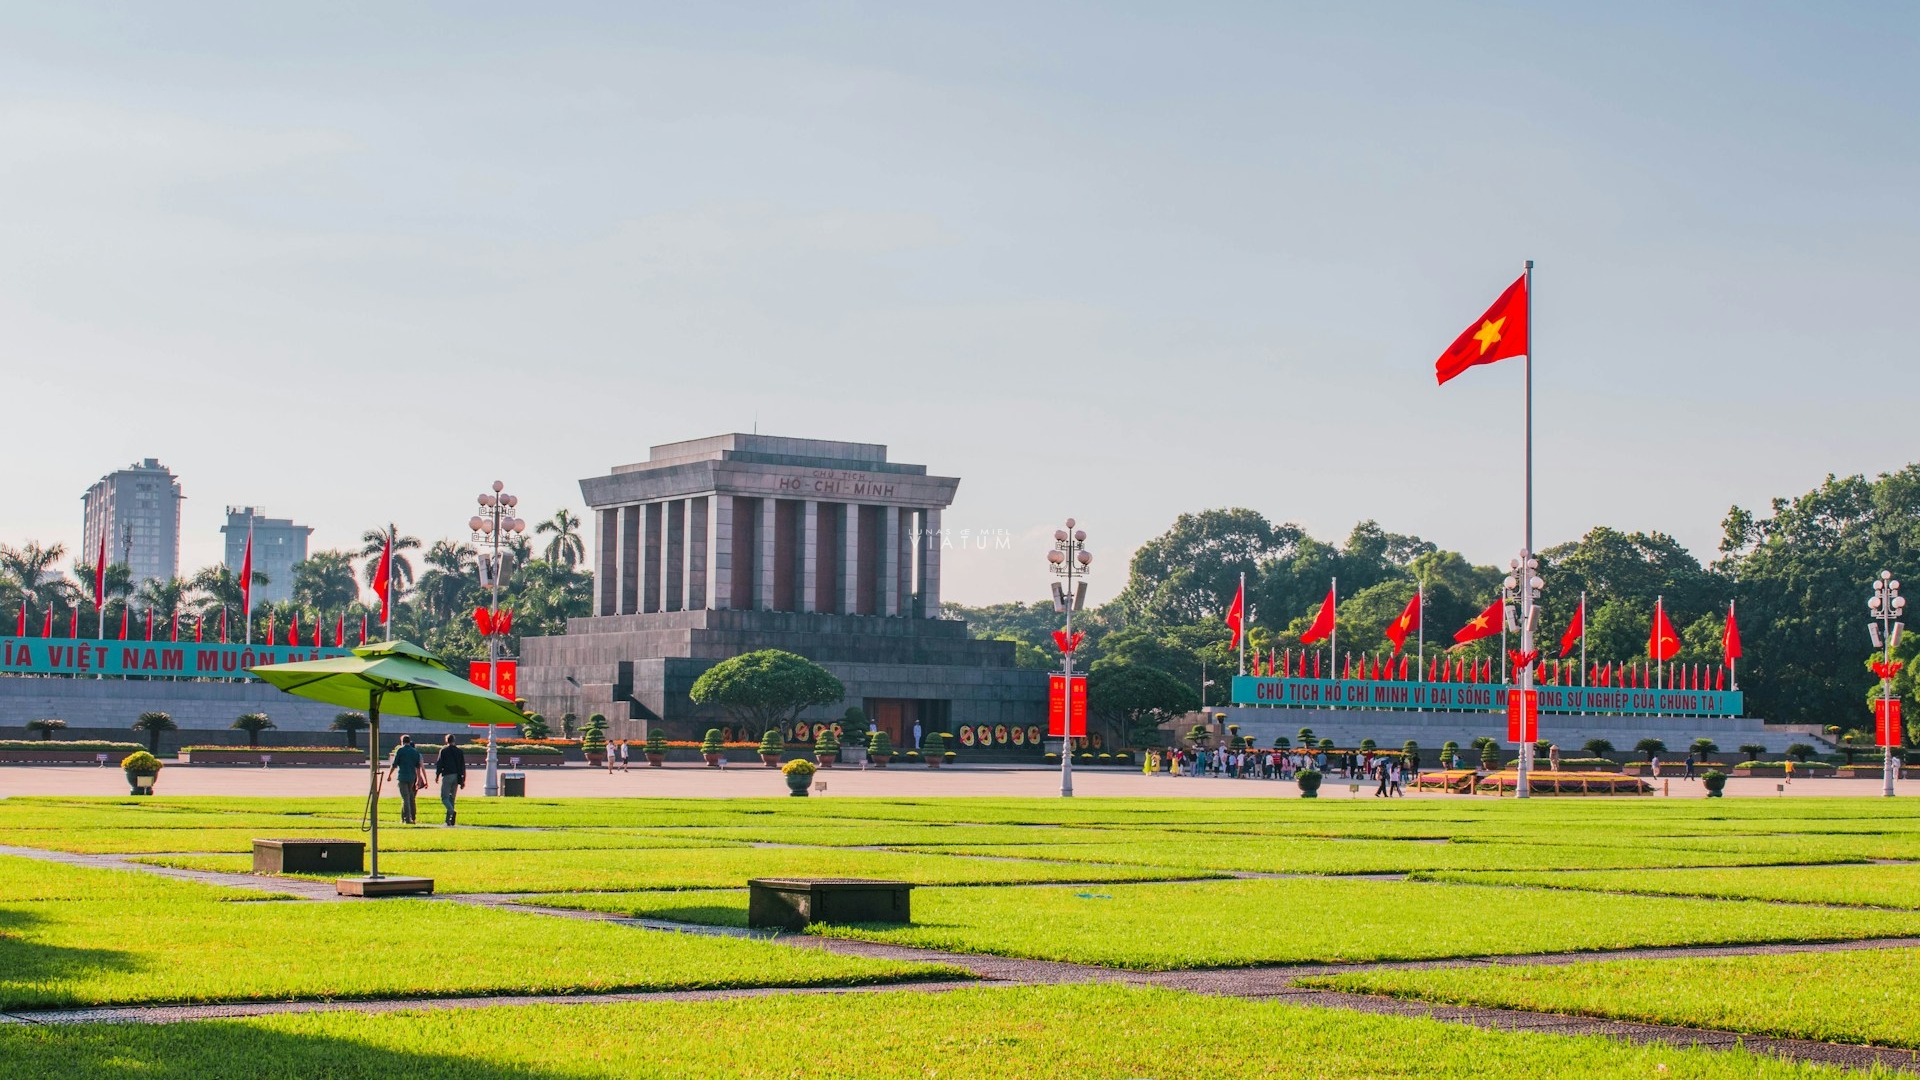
[0,678,470,739]
[1181,705,1828,756]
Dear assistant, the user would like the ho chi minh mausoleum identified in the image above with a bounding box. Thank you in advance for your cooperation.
[519,435,1048,743]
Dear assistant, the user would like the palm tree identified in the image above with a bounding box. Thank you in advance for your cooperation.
[0,542,70,613]
[232,712,276,747]
[71,560,134,634]
[534,509,585,568]
[416,540,477,620]
[330,712,369,749]
[25,718,66,741]
[188,563,269,620]
[358,525,422,592]
[293,550,361,613]
[134,576,191,625]
[132,711,177,754]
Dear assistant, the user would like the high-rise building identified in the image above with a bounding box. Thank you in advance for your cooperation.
[221,508,312,606]
[81,459,184,588]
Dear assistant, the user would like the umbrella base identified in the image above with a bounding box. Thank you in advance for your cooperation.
[335,875,434,897]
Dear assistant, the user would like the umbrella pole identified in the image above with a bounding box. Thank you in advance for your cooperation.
[368,692,381,880]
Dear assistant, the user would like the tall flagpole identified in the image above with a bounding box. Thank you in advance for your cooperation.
[1580,591,1588,687]
[1516,258,1536,799]
[243,514,254,647]
[1236,571,1246,677]
[1416,580,1424,683]
[1330,577,1338,684]
[1728,599,1738,690]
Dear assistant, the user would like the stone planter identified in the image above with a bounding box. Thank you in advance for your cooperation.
[1296,770,1322,799]
[646,752,664,767]
[925,755,941,768]
[585,752,605,767]
[703,752,722,767]
[1702,772,1727,797]
[1835,765,1886,779]
[180,749,368,766]
[125,770,156,796]
[1733,764,1785,777]
[785,773,812,797]
[814,753,835,768]
[761,753,782,768]
[869,754,890,768]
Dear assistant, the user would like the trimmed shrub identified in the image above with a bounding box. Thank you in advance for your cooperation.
[701,729,726,755]
[758,730,783,755]
[121,750,162,773]
[645,729,667,755]
[867,729,892,758]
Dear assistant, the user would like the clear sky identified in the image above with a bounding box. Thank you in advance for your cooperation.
[3,2,1915,610]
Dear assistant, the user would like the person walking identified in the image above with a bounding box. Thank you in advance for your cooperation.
[434,733,466,827]
[1684,751,1696,780]
[618,738,631,772]
[1548,744,1560,772]
[1374,759,1390,798]
[1389,758,1404,797]
[385,734,423,825]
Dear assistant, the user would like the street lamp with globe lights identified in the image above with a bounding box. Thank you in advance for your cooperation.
[472,480,526,797]
[1502,551,1544,799]
[1869,571,1905,798]
[1048,520,1092,798]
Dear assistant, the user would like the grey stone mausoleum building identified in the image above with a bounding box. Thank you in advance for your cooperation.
[520,435,1047,744]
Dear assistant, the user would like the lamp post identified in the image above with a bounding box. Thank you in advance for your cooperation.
[1048,519,1093,798]
[468,480,525,798]
[1502,550,1543,799]
[1868,570,1905,798]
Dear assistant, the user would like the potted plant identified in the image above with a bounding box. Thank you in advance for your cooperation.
[1702,769,1728,797]
[1296,767,1322,799]
[643,729,667,766]
[782,757,816,796]
[701,728,725,767]
[582,715,607,767]
[924,737,941,768]
[121,750,162,796]
[867,729,892,767]
[814,727,840,767]
[758,730,784,767]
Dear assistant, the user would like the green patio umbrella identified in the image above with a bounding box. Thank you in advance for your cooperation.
[249,639,524,891]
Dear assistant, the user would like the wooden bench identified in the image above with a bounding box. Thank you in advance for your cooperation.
[747,878,912,931]
[253,839,365,875]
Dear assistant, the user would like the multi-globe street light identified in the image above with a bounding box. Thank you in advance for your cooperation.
[468,480,525,798]
[1868,570,1905,798]
[1047,520,1092,799]
[1502,550,1544,799]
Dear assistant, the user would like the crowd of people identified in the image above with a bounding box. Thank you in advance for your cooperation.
[1141,746,1417,796]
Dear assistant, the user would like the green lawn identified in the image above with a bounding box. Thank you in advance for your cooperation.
[0,856,950,1009]
[539,877,1920,969]
[132,845,1215,893]
[1416,864,1920,909]
[0,983,1861,1079]
[1305,948,1920,1048]
[1,826,742,855]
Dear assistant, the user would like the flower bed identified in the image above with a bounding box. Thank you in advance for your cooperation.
[1411,769,1477,793]
[462,743,565,765]
[180,747,368,765]
[1477,770,1652,796]
[1731,761,1835,777]
[0,740,145,763]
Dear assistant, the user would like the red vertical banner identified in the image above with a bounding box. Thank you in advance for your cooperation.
[495,660,518,701]
[1506,689,1538,744]
[1047,674,1087,737]
[468,661,491,690]
[1876,699,1903,748]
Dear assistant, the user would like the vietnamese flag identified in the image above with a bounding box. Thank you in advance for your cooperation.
[1558,597,1584,658]
[1223,579,1245,650]
[287,611,299,647]
[1300,585,1336,645]
[1722,603,1741,663]
[1649,600,1681,662]
[1453,600,1504,644]
[372,534,393,627]
[1384,592,1420,655]
[1435,274,1529,385]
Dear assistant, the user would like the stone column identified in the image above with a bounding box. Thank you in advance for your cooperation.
[897,507,914,615]
[880,506,900,617]
[757,496,776,611]
[690,496,710,610]
[801,501,819,613]
[841,504,861,615]
[708,495,730,609]
[642,502,663,613]
[922,507,942,616]
[665,499,686,612]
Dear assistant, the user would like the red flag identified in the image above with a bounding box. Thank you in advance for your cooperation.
[69,604,79,638]
[359,611,368,645]
[1453,600,1503,644]
[288,611,299,647]
[1384,592,1420,655]
[311,614,321,648]
[1716,666,1726,691]
[1312,652,1321,679]
[14,600,23,637]
[195,614,203,643]
[1722,604,1741,663]
[1223,579,1245,650]
[94,534,107,612]
[238,529,254,617]
[119,606,128,640]
[170,610,179,642]
[1649,601,1680,662]
[1398,655,1409,680]
[266,611,275,644]
[334,614,345,647]
[498,609,512,636]
[144,607,153,641]
[1558,598,1584,658]
[372,534,393,626]
[219,607,229,643]
[1300,585,1336,645]
[1435,273,1529,385]
[474,607,493,636]
[41,607,53,638]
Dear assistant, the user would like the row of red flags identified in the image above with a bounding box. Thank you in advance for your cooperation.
[1249,646,1734,691]
[12,601,374,648]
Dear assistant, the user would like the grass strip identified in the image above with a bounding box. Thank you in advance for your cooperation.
[1304,948,1920,1049]
[1414,864,1920,909]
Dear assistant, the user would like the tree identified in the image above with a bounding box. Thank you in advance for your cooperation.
[523,713,550,739]
[1690,737,1719,758]
[1786,742,1816,762]
[689,650,845,733]
[1739,743,1767,761]
[232,712,276,747]
[132,711,176,753]
[1582,739,1614,758]
[534,509,585,568]
[1112,509,1296,626]
[358,524,422,592]
[294,551,362,613]
[134,576,191,625]
[1086,662,1200,746]
[330,712,369,749]
[415,541,477,620]
[1837,728,1873,765]
[1633,738,1668,762]
[188,562,269,619]
[70,560,132,633]
[0,541,70,614]
[25,718,66,741]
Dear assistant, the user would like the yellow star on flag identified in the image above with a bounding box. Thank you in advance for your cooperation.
[1473,316,1506,356]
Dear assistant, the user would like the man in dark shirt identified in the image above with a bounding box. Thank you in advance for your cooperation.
[386,735,423,824]
[434,734,467,827]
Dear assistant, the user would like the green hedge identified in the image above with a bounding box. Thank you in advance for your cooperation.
[463,743,564,756]
[0,740,143,751]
